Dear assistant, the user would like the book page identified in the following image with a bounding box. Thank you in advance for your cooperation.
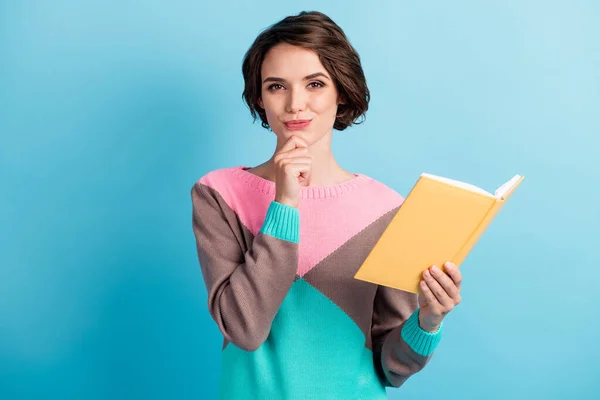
[494,174,522,199]
[420,173,493,197]
[421,173,522,199]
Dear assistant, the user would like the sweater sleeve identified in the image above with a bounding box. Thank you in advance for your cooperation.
[190,181,299,352]
[371,285,443,388]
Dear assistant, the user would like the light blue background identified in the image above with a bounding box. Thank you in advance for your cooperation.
[1,1,598,399]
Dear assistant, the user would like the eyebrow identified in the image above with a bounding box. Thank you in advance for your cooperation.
[263,72,330,84]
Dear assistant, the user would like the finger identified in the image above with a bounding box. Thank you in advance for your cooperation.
[279,136,301,153]
[274,147,310,162]
[281,157,312,166]
[423,268,454,309]
[443,262,463,288]
[283,162,312,177]
[430,265,460,300]
[419,279,438,306]
[291,135,309,148]
[280,135,308,152]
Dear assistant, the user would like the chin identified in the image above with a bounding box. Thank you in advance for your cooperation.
[276,124,330,145]
[286,130,312,141]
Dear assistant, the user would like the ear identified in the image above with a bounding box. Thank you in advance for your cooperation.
[336,98,346,118]
[257,97,264,109]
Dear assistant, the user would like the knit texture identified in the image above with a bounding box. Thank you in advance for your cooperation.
[401,309,443,356]
[260,201,300,243]
[191,166,443,399]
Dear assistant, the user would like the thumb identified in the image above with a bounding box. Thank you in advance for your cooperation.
[292,136,309,149]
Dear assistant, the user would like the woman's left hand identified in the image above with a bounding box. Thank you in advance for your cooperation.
[417,262,462,332]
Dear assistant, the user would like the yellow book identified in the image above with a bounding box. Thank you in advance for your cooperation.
[354,173,524,294]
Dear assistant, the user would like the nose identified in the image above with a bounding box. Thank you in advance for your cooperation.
[286,86,308,114]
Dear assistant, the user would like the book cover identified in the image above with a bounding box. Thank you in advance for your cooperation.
[354,173,524,294]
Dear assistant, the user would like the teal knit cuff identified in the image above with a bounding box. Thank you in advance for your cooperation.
[400,308,443,357]
[259,201,300,243]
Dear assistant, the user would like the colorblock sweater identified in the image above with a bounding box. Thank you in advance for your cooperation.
[190,166,443,399]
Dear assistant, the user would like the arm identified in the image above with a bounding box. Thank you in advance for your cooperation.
[371,285,443,388]
[191,182,299,351]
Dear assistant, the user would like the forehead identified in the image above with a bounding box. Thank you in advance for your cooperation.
[261,43,329,79]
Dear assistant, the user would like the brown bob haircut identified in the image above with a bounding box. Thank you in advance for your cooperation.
[242,11,370,131]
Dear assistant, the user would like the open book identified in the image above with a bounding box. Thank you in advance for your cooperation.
[354,173,524,294]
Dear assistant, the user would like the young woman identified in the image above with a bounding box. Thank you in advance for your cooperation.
[191,11,462,399]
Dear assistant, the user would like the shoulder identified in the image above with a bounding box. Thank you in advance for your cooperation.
[355,172,405,204]
[194,166,241,187]
[192,165,246,190]
[191,165,244,201]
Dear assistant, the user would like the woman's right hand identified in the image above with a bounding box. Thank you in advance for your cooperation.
[274,135,312,208]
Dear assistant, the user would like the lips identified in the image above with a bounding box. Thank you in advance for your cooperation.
[284,119,312,130]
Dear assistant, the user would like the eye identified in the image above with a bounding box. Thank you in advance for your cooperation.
[308,81,325,88]
[267,83,284,91]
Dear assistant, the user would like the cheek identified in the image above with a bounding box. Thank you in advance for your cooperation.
[311,93,339,118]
[262,96,283,116]
[260,99,277,124]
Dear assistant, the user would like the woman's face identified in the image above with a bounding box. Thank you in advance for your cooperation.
[258,43,343,147]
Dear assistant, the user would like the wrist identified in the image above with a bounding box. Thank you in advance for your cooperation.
[418,311,442,333]
[260,201,300,243]
[275,196,298,208]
